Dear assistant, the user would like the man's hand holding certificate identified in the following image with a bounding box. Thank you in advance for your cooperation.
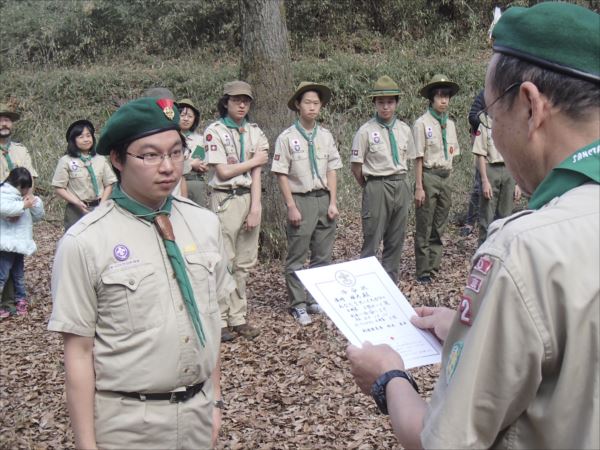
[296,257,442,369]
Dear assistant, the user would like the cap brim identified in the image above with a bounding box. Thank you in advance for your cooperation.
[66,119,95,142]
[0,112,20,121]
[288,84,332,111]
[367,90,401,98]
[419,82,460,99]
[96,125,180,155]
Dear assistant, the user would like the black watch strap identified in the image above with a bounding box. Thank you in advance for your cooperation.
[371,369,419,415]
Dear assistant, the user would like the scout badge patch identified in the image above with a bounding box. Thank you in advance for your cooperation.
[466,274,483,293]
[206,133,213,142]
[352,149,359,156]
[474,255,494,275]
[371,131,381,144]
[156,98,175,121]
[274,154,280,161]
[291,138,301,152]
[449,146,455,155]
[210,145,217,151]
[426,126,433,139]
[224,133,231,145]
[446,341,463,384]
[69,160,80,172]
[459,296,473,326]
[113,244,130,261]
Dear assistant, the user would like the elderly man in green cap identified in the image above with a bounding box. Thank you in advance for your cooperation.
[347,3,599,448]
[350,75,416,283]
[272,81,342,325]
[48,97,234,449]
[412,74,461,284]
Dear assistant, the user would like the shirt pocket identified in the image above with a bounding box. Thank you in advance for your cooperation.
[185,252,221,315]
[100,263,161,332]
[291,149,308,161]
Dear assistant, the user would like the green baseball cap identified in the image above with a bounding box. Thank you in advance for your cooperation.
[96,97,180,155]
[368,76,401,98]
[492,2,600,83]
[288,81,332,111]
[419,74,460,99]
[0,103,20,121]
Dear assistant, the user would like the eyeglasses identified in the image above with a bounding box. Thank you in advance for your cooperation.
[478,82,522,129]
[126,149,185,165]
[229,96,252,105]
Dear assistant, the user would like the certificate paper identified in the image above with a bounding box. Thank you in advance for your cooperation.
[296,257,442,369]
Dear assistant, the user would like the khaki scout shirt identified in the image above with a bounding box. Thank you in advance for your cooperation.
[350,117,416,176]
[422,183,600,449]
[271,124,342,193]
[51,154,117,201]
[204,120,269,189]
[412,110,460,171]
[0,141,38,180]
[48,197,234,393]
[183,132,204,176]
[472,123,504,164]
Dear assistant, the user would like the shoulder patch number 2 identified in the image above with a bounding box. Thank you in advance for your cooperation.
[459,296,472,326]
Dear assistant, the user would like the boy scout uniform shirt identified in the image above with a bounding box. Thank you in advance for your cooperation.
[350,117,416,176]
[271,124,342,192]
[51,155,117,201]
[48,197,234,393]
[421,183,600,449]
[184,132,204,176]
[472,124,504,164]
[413,110,460,171]
[0,142,38,180]
[204,120,269,189]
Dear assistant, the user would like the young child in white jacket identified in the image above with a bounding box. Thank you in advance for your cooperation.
[0,167,44,317]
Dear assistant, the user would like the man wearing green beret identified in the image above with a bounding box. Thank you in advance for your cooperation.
[412,74,461,284]
[48,97,234,449]
[350,75,416,283]
[347,3,599,448]
[272,82,342,325]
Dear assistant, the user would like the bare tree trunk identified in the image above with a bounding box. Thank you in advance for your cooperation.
[240,0,294,259]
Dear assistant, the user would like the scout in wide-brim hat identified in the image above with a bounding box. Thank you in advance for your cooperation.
[288,82,332,112]
[176,98,200,131]
[419,74,460,99]
[96,97,180,156]
[65,119,95,142]
[368,75,401,98]
[0,103,20,121]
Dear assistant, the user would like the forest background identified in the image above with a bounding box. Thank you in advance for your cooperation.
[0,1,597,448]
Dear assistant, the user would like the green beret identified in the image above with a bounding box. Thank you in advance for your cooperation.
[96,97,180,155]
[492,3,600,84]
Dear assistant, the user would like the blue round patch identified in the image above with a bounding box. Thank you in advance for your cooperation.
[113,244,130,261]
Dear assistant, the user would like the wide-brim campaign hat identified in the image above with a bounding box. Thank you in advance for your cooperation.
[223,81,254,100]
[0,103,20,121]
[288,82,332,111]
[96,97,180,155]
[176,98,200,117]
[419,74,460,99]
[65,119,95,142]
[367,75,401,97]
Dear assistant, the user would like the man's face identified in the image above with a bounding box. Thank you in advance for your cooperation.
[374,96,398,121]
[431,92,450,114]
[111,130,184,208]
[226,95,252,123]
[296,91,322,122]
[0,116,14,139]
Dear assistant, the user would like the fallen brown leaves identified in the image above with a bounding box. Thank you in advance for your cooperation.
[0,214,478,449]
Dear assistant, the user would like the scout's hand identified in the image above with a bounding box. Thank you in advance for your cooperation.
[514,184,522,202]
[77,201,91,214]
[287,204,302,228]
[211,405,222,448]
[482,180,493,200]
[191,159,208,173]
[22,194,35,209]
[411,306,455,344]
[252,149,269,167]
[327,204,339,221]
[245,207,261,230]
[347,342,405,395]
[414,187,426,208]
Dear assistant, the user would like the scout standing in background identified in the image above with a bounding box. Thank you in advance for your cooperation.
[49,97,233,449]
[472,113,521,245]
[412,75,460,284]
[52,120,117,231]
[272,82,342,325]
[204,81,269,341]
[350,76,416,283]
[177,98,208,207]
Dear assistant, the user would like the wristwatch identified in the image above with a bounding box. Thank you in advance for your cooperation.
[214,399,225,409]
[371,370,419,415]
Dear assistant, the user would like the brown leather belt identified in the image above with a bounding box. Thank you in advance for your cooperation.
[116,381,205,403]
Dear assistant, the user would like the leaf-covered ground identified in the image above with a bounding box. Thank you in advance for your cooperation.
[0,214,477,449]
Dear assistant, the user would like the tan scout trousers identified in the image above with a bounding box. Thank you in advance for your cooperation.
[478,163,516,246]
[414,169,452,278]
[95,379,214,449]
[360,175,411,283]
[285,191,336,309]
[210,191,259,327]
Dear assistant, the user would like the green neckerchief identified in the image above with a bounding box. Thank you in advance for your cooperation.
[428,107,449,160]
[1,141,14,171]
[529,140,600,210]
[375,114,400,166]
[110,184,206,347]
[221,115,248,162]
[79,153,100,198]
[294,119,319,178]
